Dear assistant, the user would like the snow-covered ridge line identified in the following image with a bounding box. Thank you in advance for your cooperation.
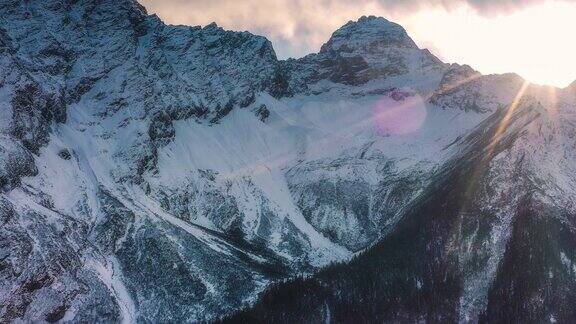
[2,0,576,322]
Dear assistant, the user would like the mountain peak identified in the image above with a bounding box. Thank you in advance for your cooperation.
[320,15,418,54]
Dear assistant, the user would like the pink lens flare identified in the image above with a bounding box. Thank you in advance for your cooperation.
[373,92,427,136]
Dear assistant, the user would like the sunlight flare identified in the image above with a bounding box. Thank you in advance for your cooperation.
[488,80,531,152]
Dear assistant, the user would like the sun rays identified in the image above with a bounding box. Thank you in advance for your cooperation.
[216,66,561,187]
[454,79,531,233]
[487,80,531,154]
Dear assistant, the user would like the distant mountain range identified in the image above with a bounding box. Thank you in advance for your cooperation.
[1,1,576,322]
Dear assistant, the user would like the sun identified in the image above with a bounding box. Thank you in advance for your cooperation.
[401,1,576,88]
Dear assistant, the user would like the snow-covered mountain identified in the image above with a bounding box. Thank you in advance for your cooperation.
[1,1,576,322]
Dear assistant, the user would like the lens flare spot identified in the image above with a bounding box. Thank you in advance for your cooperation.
[373,92,427,136]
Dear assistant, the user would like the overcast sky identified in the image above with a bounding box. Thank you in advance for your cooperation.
[140,0,576,87]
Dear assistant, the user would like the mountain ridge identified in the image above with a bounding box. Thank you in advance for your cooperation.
[1,0,576,322]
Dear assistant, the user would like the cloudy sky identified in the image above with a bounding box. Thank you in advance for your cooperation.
[140,0,576,87]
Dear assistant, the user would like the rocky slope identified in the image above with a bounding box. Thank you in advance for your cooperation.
[230,93,576,323]
[1,1,575,323]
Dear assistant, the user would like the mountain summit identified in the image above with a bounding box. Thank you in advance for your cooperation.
[283,15,443,90]
[320,15,419,54]
[1,1,576,323]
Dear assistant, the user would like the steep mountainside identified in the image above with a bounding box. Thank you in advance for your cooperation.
[1,0,575,323]
[230,93,576,323]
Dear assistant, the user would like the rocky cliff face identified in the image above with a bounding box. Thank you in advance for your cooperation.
[1,1,576,323]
